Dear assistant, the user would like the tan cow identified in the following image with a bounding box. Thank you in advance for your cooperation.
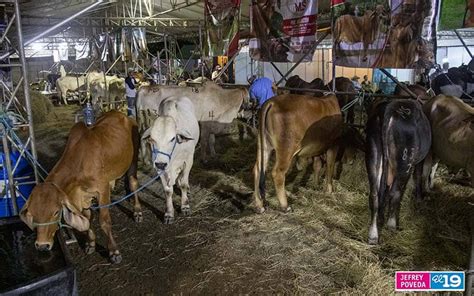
[422,95,474,186]
[334,5,385,61]
[20,111,140,264]
[253,94,343,213]
[137,81,249,161]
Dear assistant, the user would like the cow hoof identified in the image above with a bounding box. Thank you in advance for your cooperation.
[255,207,265,214]
[164,215,175,224]
[181,206,191,216]
[368,237,379,245]
[85,243,95,255]
[282,206,292,213]
[109,251,122,264]
[134,211,143,223]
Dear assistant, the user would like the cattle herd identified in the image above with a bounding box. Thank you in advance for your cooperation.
[18,74,474,269]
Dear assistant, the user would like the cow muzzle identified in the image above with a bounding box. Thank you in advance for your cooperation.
[155,162,167,171]
[35,241,53,251]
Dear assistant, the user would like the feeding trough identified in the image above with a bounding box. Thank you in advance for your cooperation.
[0,216,77,295]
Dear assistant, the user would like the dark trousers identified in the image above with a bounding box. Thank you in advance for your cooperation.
[126,96,136,117]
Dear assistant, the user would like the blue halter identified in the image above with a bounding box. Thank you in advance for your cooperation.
[151,137,178,163]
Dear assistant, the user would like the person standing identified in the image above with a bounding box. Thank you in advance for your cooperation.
[125,70,138,117]
[248,76,276,108]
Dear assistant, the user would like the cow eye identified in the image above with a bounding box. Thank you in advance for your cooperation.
[170,137,175,143]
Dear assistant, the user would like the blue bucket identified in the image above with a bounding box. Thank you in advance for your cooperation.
[0,150,35,217]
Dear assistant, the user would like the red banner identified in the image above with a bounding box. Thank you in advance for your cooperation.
[249,0,318,62]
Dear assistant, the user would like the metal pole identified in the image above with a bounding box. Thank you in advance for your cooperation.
[331,5,336,92]
[215,47,242,81]
[454,29,473,59]
[322,48,325,82]
[1,125,18,215]
[14,0,39,183]
[157,50,162,85]
[1,0,104,61]
[379,68,418,100]
[467,214,474,296]
[164,34,169,84]
[276,31,329,86]
[199,24,204,79]
[270,62,286,82]
[106,54,123,74]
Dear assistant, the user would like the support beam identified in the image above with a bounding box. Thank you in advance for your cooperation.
[1,0,105,61]
[14,0,39,182]
[276,30,329,86]
[214,47,242,81]
[454,29,473,59]
[145,0,201,19]
[270,62,286,82]
[379,68,418,100]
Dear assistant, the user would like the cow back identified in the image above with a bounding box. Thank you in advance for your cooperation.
[262,94,343,157]
[48,111,137,184]
[423,95,474,168]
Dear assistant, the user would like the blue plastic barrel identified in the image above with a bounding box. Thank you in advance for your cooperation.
[0,150,35,217]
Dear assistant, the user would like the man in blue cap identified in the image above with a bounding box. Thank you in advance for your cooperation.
[248,75,276,108]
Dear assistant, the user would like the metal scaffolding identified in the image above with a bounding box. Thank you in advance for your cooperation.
[0,0,39,215]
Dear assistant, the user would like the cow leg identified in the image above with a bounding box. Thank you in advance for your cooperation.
[161,174,176,224]
[413,161,425,204]
[313,156,323,185]
[429,159,440,190]
[386,178,408,232]
[128,124,142,222]
[272,152,292,212]
[83,208,96,255]
[253,143,272,213]
[324,147,338,193]
[98,186,121,264]
[199,126,210,162]
[178,161,192,216]
[367,140,383,244]
[209,133,217,158]
[422,151,433,193]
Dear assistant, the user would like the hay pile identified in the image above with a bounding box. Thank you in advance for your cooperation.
[30,91,53,124]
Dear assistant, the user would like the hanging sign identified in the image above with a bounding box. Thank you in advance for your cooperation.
[249,0,318,62]
[205,0,241,57]
[332,0,439,69]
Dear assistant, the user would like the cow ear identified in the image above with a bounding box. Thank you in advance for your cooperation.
[176,130,194,144]
[19,204,35,230]
[62,200,89,232]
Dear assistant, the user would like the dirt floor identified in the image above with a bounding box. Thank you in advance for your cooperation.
[34,105,473,295]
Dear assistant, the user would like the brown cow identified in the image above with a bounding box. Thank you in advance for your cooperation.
[326,77,357,124]
[285,75,326,96]
[334,5,385,61]
[394,83,433,103]
[422,95,474,187]
[20,111,140,264]
[253,94,343,213]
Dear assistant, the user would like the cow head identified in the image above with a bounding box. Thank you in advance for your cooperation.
[20,183,90,251]
[142,116,194,171]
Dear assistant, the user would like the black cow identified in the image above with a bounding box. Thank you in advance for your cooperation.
[431,59,474,102]
[285,75,326,95]
[47,73,61,91]
[365,99,431,244]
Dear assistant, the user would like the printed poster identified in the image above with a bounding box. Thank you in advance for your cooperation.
[333,0,439,68]
[249,0,318,62]
[205,0,241,57]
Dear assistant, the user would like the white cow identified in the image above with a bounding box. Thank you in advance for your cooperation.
[136,81,249,161]
[90,76,125,109]
[56,75,87,104]
[142,96,199,224]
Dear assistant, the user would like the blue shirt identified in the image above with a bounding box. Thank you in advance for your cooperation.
[249,77,275,107]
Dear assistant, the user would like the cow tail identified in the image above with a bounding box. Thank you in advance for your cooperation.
[258,102,272,200]
[379,113,391,219]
